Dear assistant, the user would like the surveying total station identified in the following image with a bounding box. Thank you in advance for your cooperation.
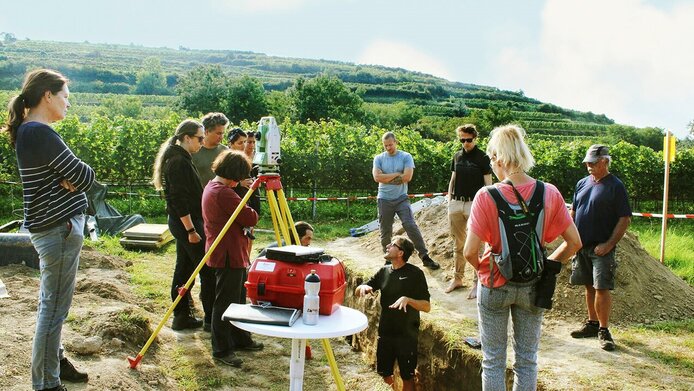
[253,116,282,174]
[128,116,350,390]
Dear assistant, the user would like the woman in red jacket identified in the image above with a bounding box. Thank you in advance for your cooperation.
[202,150,263,367]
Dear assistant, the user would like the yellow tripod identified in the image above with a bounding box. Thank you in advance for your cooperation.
[128,173,346,391]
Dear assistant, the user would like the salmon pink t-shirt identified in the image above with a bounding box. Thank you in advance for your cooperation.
[468,180,572,288]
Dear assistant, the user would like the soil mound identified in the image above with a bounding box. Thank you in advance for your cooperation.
[87,306,154,348]
[75,278,130,301]
[80,247,132,269]
[361,202,694,324]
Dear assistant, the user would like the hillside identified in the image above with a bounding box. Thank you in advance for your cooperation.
[0,39,620,136]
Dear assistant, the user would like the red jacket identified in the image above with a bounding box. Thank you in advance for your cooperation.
[202,180,259,269]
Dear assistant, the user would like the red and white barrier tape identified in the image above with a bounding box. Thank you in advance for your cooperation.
[284,192,448,201]
[632,212,694,219]
[564,203,693,219]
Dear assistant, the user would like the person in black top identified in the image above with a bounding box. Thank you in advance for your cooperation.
[445,124,492,296]
[152,119,215,331]
[355,235,431,391]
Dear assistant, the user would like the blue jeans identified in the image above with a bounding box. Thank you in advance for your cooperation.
[30,214,85,390]
[477,281,544,391]
[377,195,428,256]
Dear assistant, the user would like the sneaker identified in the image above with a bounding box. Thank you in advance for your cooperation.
[238,341,264,351]
[421,255,440,270]
[598,328,616,351]
[60,357,88,383]
[214,352,243,367]
[570,321,600,338]
[172,313,203,331]
[41,385,67,391]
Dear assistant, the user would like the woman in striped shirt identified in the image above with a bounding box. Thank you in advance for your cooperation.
[4,69,94,391]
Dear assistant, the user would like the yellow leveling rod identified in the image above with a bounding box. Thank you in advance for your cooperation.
[128,181,258,369]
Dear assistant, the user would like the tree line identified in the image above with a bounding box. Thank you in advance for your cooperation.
[0,114,691,204]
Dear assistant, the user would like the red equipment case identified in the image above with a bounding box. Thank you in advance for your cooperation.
[245,246,346,315]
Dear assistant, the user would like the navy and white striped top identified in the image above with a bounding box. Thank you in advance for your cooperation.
[15,122,95,232]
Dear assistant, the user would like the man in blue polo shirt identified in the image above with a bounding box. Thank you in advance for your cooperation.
[372,132,440,270]
[569,145,631,351]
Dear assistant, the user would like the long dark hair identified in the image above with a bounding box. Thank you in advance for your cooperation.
[152,119,203,190]
[2,69,68,147]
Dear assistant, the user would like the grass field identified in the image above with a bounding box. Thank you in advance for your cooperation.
[629,219,694,285]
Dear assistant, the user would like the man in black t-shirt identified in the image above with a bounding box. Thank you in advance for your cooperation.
[355,236,431,391]
[445,124,492,296]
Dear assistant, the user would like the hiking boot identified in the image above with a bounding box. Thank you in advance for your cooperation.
[422,255,440,270]
[60,357,88,383]
[599,328,616,351]
[41,385,67,391]
[570,321,599,338]
[238,341,264,351]
[172,313,203,331]
[214,352,243,367]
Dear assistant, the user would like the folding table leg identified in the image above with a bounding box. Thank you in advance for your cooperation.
[289,338,307,391]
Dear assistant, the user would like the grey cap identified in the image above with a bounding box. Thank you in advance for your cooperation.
[582,144,610,163]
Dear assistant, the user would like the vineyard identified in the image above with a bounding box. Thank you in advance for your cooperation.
[0,113,692,210]
[0,38,654,140]
[1,38,692,218]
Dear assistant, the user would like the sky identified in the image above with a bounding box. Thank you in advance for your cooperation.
[1,0,692,139]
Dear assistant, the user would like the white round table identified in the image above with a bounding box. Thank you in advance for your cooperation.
[231,306,368,390]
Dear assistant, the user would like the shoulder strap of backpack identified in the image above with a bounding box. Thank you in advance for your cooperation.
[485,184,513,217]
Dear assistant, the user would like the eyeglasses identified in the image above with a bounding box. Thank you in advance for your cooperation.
[460,138,475,143]
[387,242,402,251]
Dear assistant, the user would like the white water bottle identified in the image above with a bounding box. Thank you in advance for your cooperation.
[303,269,320,325]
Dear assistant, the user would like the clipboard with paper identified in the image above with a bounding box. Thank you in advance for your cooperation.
[222,303,301,327]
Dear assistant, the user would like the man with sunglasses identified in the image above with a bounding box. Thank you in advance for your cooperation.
[193,112,229,187]
[445,124,492,296]
[373,132,440,270]
[355,236,430,391]
[569,145,631,351]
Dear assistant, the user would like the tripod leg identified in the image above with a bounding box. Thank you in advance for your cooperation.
[267,189,292,245]
[266,189,283,245]
[321,338,346,391]
[277,188,301,245]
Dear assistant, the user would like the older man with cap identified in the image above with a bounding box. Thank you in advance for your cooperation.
[569,144,631,351]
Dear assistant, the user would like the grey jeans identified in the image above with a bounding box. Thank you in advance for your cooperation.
[30,214,85,390]
[477,281,544,391]
[377,195,428,257]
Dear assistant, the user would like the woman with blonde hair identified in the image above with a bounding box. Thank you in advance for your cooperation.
[464,124,582,390]
[153,119,215,331]
[4,69,94,391]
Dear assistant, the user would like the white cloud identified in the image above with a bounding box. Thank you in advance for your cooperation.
[493,0,694,138]
[357,39,453,80]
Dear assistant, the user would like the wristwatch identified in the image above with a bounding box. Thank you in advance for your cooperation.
[186,227,196,234]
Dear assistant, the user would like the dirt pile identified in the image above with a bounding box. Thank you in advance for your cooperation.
[361,201,694,324]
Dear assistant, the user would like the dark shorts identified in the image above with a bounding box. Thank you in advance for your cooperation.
[376,335,418,380]
[569,247,617,290]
